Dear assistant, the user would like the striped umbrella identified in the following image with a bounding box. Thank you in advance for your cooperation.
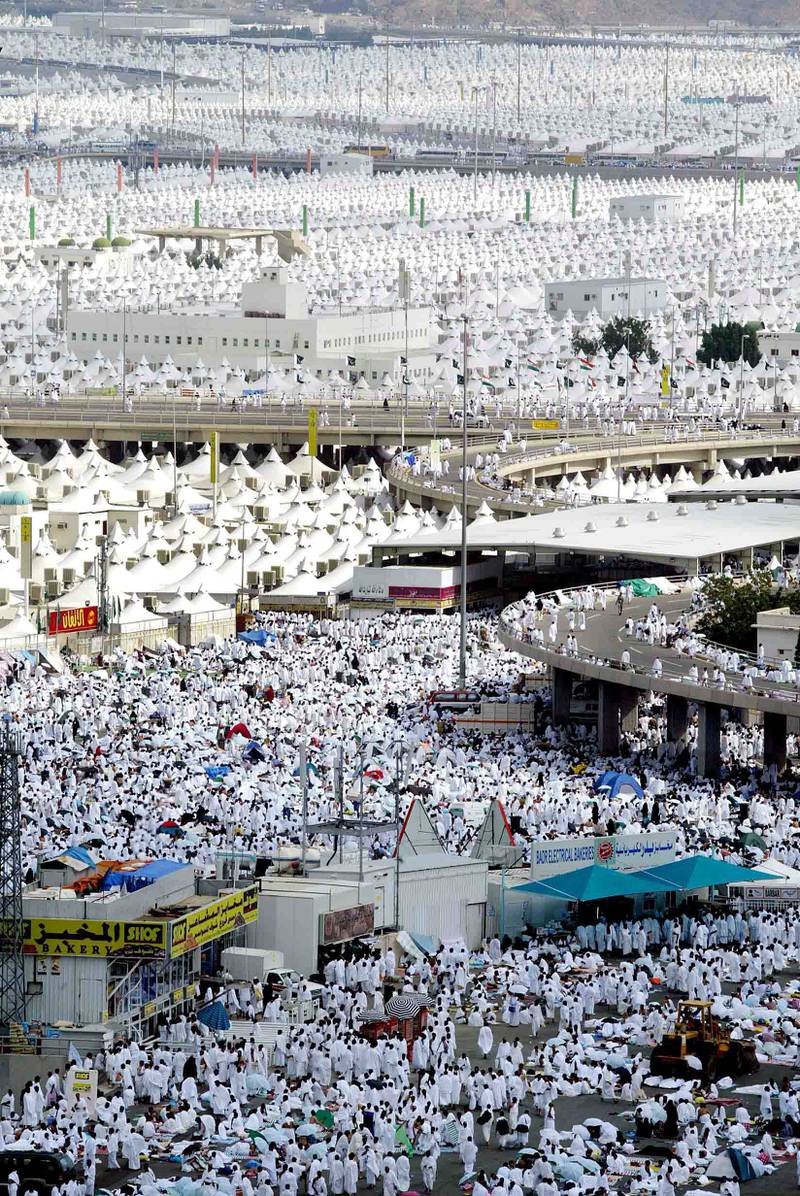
[385,994,424,1019]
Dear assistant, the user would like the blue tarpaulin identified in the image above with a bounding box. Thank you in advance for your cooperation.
[594,771,644,799]
[101,859,184,892]
[206,765,231,781]
[238,629,277,646]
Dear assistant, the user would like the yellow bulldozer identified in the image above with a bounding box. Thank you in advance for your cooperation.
[650,1000,758,1082]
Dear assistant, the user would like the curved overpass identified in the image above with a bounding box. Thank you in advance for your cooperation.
[388,425,800,515]
[499,584,800,776]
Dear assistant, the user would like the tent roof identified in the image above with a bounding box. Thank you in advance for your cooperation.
[513,864,677,901]
[639,855,772,890]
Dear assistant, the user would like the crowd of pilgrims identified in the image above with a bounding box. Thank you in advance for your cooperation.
[4,607,800,1196]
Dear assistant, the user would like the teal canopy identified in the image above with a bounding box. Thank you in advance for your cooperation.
[638,855,772,890]
[513,864,679,902]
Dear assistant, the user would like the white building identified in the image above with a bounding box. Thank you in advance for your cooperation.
[52,11,230,37]
[66,266,438,385]
[319,152,374,178]
[755,606,800,663]
[545,277,668,321]
[609,194,683,222]
[759,330,800,364]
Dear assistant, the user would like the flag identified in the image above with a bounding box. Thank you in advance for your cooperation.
[68,1042,83,1067]
[394,1125,414,1156]
[347,355,356,367]
[457,373,464,385]
[295,353,304,365]
[721,376,730,388]
[400,355,407,364]
[504,357,512,368]
[452,358,460,368]
[578,357,593,370]
[617,376,626,387]
[402,375,410,385]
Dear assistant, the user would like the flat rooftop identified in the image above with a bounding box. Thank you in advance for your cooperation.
[383,502,800,568]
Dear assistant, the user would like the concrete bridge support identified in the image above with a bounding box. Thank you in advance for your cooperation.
[597,682,639,755]
[552,668,572,725]
[763,711,788,772]
[697,703,721,779]
[666,694,689,742]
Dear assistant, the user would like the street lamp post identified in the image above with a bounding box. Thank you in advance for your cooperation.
[459,314,469,688]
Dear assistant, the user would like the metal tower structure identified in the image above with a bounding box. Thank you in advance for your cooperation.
[0,720,25,1030]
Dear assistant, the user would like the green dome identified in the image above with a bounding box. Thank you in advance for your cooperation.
[111,236,131,247]
[92,237,111,249]
[58,237,75,246]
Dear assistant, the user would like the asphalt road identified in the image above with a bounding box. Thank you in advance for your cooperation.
[91,976,800,1196]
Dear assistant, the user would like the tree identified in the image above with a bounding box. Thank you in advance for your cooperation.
[697,321,762,367]
[695,570,776,653]
[572,316,656,363]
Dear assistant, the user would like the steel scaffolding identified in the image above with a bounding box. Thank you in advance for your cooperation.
[0,721,25,1030]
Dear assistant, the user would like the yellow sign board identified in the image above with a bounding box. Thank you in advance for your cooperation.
[660,364,671,396]
[20,516,31,545]
[532,419,561,430]
[210,430,219,485]
[5,917,169,957]
[308,408,318,458]
[170,886,258,958]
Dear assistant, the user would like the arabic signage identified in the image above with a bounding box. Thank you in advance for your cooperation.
[48,605,98,636]
[67,1069,98,1116]
[530,831,676,881]
[5,917,169,957]
[322,904,375,944]
[532,418,561,430]
[170,886,258,958]
[726,93,770,104]
[681,95,724,104]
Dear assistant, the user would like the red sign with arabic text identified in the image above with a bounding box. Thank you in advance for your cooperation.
[48,605,98,636]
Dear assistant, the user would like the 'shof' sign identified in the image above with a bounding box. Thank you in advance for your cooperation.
[48,605,99,636]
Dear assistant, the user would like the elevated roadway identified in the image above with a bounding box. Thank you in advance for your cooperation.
[500,584,800,776]
[388,424,800,515]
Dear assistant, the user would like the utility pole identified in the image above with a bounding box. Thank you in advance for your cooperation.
[516,31,521,124]
[0,720,25,1035]
[663,42,669,138]
[267,36,272,106]
[98,535,109,636]
[300,742,308,874]
[472,85,480,204]
[241,50,246,147]
[171,40,176,136]
[459,314,469,689]
[121,299,127,409]
[491,77,497,183]
[385,38,390,113]
[356,76,363,150]
[732,95,740,241]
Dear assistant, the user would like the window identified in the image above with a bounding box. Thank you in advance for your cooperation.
[102,333,107,343]
[243,338,248,347]
[792,349,799,358]
[144,335,149,344]
[222,338,228,346]
[176,336,182,345]
[91,333,96,342]
[187,337,192,346]
[771,348,779,357]
[583,293,591,301]
[164,336,170,344]
[197,337,203,345]
[304,340,309,349]
[233,338,239,347]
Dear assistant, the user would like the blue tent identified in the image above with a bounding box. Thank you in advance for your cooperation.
[594,770,644,799]
[728,1150,757,1182]
[638,855,773,891]
[513,864,680,902]
[206,765,231,781]
[198,1001,230,1031]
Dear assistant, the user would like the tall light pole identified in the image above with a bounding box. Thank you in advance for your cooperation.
[516,31,521,124]
[490,76,498,183]
[459,314,469,688]
[738,332,750,423]
[240,50,246,147]
[663,42,669,138]
[471,84,485,205]
[732,93,740,241]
